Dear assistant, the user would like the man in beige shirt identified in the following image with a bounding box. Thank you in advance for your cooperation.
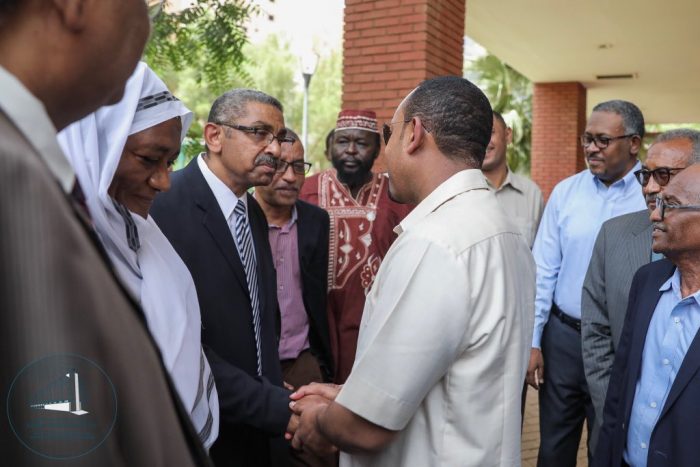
[483,111,544,247]
[286,77,536,467]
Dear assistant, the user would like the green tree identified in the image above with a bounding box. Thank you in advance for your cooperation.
[465,54,533,174]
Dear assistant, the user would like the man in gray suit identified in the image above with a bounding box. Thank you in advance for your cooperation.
[581,128,700,450]
[0,1,211,465]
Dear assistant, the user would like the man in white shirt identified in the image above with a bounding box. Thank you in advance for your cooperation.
[287,76,536,467]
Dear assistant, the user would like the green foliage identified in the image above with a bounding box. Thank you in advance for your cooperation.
[465,54,533,174]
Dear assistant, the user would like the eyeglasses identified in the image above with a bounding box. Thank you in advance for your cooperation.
[654,194,700,221]
[217,123,290,146]
[276,160,312,175]
[382,119,412,145]
[146,0,164,21]
[634,167,685,187]
[580,133,637,149]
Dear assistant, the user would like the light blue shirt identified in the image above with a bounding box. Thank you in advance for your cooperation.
[624,269,700,467]
[531,164,645,347]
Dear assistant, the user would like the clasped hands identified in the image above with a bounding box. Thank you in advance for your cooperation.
[285,382,341,456]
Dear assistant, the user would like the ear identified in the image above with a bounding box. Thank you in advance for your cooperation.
[405,117,427,156]
[203,122,224,154]
[629,134,642,156]
[51,0,88,32]
[506,127,513,145]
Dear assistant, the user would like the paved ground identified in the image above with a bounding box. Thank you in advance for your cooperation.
[521,386,588,467]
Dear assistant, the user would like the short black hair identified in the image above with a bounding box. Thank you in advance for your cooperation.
[492,111,507,129]
[592,100,645,139]
[403,76,493,167]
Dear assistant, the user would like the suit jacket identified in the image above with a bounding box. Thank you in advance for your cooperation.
[581,209,652,449]
[0,111,211,466]
[593,259,700,467]
[150,158,290,467]
[295,200,333,381]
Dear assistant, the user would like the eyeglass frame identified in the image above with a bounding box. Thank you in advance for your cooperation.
[216,122,290,147]
[633,167,685,187]
[654,194,700,221]
[276,159,312,175]
[580,133,638,149]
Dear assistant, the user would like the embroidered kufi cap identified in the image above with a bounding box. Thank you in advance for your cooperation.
[334,109,379,134]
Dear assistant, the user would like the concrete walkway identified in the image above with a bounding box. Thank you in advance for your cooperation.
[521,386,589,467]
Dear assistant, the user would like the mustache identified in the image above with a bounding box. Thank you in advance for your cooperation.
[645,193,657,204]
[254,154,278,168]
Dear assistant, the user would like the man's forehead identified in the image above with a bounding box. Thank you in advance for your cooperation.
[586,111,625,133]
[281,143,304,160]
[334,128,373,139]
[647,138,693,164]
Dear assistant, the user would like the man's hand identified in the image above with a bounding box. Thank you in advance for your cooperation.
[290,382,342,402]
[526,348,545,390]
[288,395,338,456]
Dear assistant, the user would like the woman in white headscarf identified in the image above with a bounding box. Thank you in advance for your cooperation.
[58,62,219,450]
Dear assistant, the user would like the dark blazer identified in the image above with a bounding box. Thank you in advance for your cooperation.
[594,258,700,467]
[295,200,333,381]
[151,158,290,467]
[0,111,211,466]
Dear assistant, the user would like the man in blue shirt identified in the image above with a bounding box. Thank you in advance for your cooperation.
[526,100,647,466]
[593,163,700,467]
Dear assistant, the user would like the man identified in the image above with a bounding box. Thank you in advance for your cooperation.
[593,164,700,467]
[151,89,293,467]
[254,130,334,386]
[582,129,700,451]
[483,110,544,247]
[527,100,647,466]
[0,0,210,465]
[288,76,536,466]
[299,110,411,383]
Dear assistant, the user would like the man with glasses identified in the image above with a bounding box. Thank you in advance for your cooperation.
[593,163,700,467]
[527,100,647,466]
[582,129,700,452]
[152,89,294,466]
[300,109,411,384]
[0,0,213,465]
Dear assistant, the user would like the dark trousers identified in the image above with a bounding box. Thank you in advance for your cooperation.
[537,312,595,467]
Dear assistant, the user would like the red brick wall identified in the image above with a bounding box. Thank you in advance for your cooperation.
[531,82,587,200]
[342,0,465,172]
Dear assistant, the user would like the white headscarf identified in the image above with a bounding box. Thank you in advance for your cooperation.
[58,62,219,449]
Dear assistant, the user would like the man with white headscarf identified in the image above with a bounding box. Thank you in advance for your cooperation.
[58,62,219,449]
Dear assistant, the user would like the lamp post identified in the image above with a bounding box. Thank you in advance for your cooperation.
[301,52,318,157]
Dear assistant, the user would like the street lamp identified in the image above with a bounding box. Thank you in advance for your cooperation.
[301,52,319,157]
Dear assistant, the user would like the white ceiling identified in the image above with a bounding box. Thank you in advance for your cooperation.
[465,0,700,124]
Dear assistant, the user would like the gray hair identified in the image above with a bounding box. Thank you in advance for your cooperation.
[651,128,700,163]
[207,89,283,124]
[592,100,645,139]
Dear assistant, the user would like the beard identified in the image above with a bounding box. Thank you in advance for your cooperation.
[332,157,374,188]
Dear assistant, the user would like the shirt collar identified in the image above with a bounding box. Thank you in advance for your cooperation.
[0,65,75,193]
[197,153,246,221]
[268,205,298,231]
[486,166,523,193]
[395,169,489,235]
[659,267,700,305]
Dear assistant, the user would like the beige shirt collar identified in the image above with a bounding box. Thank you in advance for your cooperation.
[395,169,489,235]
[0,65,75,193]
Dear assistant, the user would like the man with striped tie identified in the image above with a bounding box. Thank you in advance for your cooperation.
[152,89,294,467]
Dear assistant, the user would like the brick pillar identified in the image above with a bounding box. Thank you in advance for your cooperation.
[530,82,587,199]
[342,0,465,172]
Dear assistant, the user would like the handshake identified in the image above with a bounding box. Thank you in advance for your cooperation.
[285,382,342,456]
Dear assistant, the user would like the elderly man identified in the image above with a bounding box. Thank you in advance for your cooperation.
[151,89,293,466]
[288,76,535,467]
[527,100,647,466]
[483,111,544,247]
[300,110,411,383]
[0,0,211,465]
[582,129,700,451]
[593,163,700,467]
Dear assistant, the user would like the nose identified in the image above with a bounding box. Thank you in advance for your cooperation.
[650,203,662,222]
[281,163,297,182]
[643,175,661,198]
[345,140,358,154]
[150,164,171,192]
[266,138,283,158]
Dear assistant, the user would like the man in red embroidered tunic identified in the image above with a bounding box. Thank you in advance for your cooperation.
[300,109,411,383]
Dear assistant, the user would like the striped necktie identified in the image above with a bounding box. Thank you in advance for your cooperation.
[233,200,263,375]
[193,348,216,448]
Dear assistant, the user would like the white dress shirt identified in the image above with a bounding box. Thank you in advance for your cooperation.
[336,169,536,467]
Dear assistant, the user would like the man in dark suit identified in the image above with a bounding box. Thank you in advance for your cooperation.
[594,163,700,467]
[582,129,700,451]
[255,129,334,386]
[0,0,212,465]
[151,89,293,467]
